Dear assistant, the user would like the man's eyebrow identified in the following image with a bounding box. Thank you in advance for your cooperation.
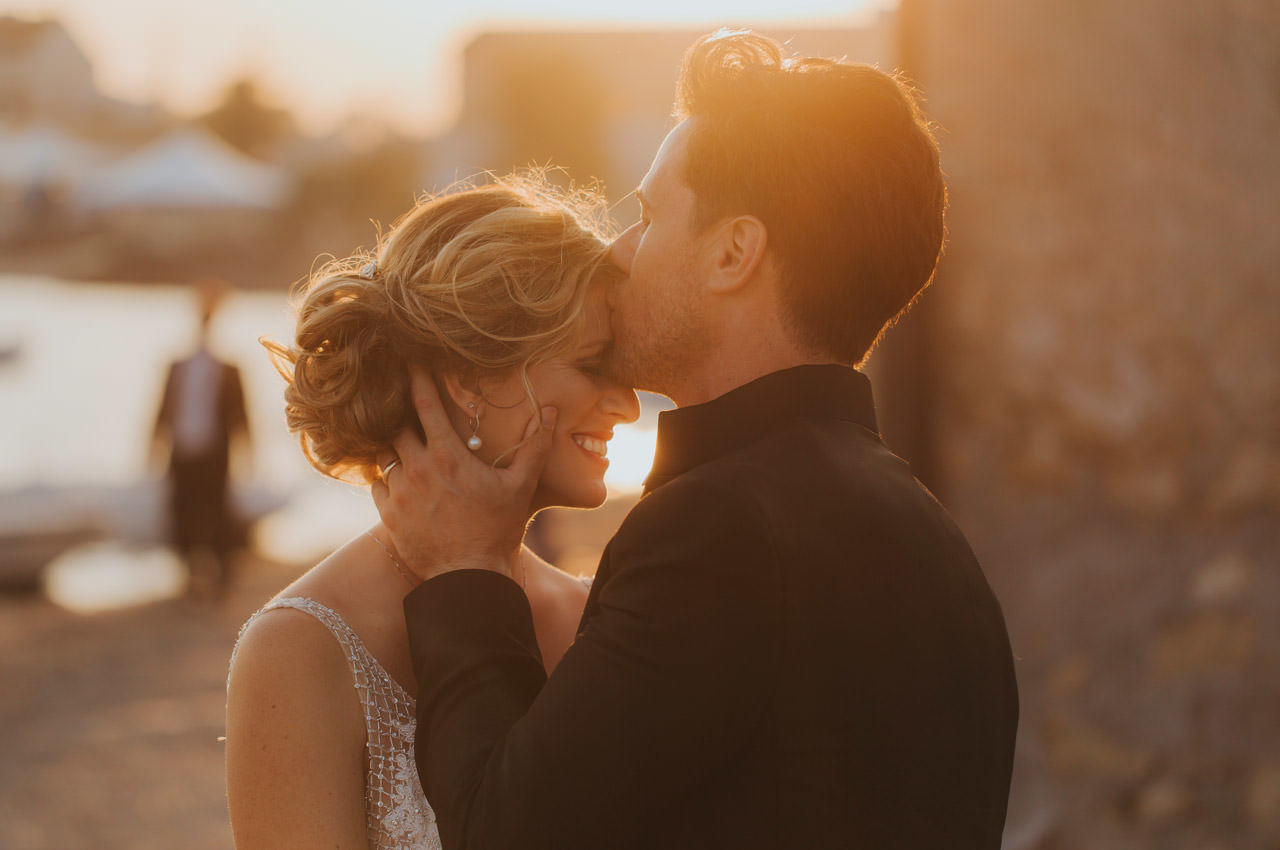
[634,187,651,211]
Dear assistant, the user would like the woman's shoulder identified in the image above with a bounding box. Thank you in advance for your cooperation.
[520,551,591,674]
[525,549,590,602]
[225,603,370,848]
[236,538,419,696]
[228,544,375,688]
[240,546,377,656]
[227,599,367,754]
[229,602,352,700]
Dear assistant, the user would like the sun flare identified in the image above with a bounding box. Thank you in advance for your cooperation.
[604,423,658,493]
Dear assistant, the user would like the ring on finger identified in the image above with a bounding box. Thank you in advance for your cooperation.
[379,457,401,479]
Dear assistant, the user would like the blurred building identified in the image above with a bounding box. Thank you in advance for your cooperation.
[427,16,894,197]
[0,17,99,123]
[0,16,164,135]
[873,1,1280,847]
[0,17,178,250]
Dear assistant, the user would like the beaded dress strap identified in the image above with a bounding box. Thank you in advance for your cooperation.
[231,596,412,705]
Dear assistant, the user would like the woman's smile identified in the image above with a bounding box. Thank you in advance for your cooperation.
[571,431,612,461]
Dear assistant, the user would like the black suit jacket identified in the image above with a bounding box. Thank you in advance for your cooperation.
[405,365,1018,849]
[153,352,249,469]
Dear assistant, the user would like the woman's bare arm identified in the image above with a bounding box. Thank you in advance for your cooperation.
[226,609,370,850]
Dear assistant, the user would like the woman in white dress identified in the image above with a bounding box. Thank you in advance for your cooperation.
[225,178,640,849]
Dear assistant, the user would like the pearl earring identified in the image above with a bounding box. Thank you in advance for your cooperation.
[466,402,482,451]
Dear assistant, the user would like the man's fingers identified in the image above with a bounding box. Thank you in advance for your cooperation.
[410,366,465,455]
[375,448,398,479]
[391,428,425,471]
[370,475,389,512]
[504,406,557,490]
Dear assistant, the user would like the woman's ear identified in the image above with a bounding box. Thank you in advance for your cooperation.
[438,370,483,414]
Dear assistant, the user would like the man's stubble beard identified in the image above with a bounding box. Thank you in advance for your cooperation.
[609,265,714,401]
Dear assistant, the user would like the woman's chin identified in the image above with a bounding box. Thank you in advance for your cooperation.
[534,477,608,512]
[562,479,609,510]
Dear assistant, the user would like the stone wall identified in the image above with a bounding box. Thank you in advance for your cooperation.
[891,1,1280,846]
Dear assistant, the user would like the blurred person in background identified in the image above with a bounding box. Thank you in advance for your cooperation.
[151,279,251,597]
[225,177,639,849]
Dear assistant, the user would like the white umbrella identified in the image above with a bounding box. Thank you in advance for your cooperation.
[74,128,289,211]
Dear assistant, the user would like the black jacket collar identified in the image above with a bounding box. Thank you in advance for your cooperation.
[644,364,879,493]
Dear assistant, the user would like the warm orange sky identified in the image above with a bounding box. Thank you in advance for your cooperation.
[3,0,883,136]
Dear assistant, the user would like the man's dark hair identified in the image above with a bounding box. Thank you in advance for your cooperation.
[675,30,946,365]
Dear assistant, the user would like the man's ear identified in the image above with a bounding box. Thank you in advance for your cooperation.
[707,215,768,294]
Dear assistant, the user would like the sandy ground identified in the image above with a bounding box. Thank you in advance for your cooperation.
[0,556,309,850]
[0,500,634,850]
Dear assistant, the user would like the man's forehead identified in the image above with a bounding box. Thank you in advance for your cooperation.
[639,119,694,202]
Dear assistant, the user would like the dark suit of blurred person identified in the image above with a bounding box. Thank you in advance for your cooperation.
[152,286,250,595]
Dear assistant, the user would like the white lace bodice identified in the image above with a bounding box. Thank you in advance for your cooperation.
[230,596,440,849]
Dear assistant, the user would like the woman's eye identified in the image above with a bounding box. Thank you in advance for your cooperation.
[577,350,611,377]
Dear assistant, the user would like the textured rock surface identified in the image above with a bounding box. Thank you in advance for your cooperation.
[898,1,1280,846]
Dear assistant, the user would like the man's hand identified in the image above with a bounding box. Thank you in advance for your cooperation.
[371,367,557,585]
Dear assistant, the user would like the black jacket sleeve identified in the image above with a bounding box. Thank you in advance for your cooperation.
[403,475,781,850]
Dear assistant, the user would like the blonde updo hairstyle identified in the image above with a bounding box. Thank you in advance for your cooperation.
[265,176,614,485]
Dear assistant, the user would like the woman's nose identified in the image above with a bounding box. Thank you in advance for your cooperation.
[602,383,641,425]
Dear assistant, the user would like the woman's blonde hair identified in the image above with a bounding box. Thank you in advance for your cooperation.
[264,175,615,484]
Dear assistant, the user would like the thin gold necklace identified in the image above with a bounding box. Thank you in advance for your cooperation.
[364,531,527,590]
[365,531,416,587]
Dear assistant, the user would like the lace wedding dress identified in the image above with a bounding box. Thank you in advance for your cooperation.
[230,597,441,849]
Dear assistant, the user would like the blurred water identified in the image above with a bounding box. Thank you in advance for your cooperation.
[0,274,375,565]
[0,275,657,596]
[43,543,187,613]
[0,275,298,489]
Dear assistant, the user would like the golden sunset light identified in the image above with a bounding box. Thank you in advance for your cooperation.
[2,0,884,135]
[604,421,661,492]
[2,2,1275,847]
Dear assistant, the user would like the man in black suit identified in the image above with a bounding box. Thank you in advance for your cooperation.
[374,31,1018,849]
[152,281,251,596]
